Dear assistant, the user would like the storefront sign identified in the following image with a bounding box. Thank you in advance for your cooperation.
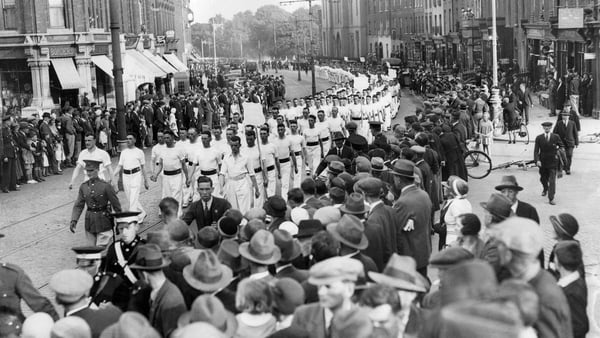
[584,53,596,60]
[558,8,584,29]
[537,59,547,66]
[156,36,166,46]
[527,28,545,39]
[165,30,175,38]
[49,46,75,57]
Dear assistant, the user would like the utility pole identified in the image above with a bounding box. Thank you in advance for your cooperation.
[295,18,301,81]
[212,22,218,76]
[593,0,600,117]
[109,0,126,148]
[489,0,501,121]
[280,0,316,96]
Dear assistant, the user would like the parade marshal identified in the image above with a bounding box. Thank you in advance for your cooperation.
[70,160,122,246]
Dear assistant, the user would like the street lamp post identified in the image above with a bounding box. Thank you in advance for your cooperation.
[109,0,126,149]
[489,0,502,121]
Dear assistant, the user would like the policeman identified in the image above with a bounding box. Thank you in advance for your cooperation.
[92,211,145,310]
[0,233,59,321]
[71,160,122,246]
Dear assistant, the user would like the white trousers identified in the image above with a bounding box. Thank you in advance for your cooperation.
[183,163,194,206]
[383,106,392,130]
[306,146,321,175]
[162,172,183,216]
[254,172,266,209]
[266,167,277,197]
[123,171,146,221]
[224,176,252,214]
[280,161,292,199]
[321,139,331,156]
[292,154,303,189]
[85,230,113,246]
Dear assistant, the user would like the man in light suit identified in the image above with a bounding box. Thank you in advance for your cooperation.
[390,159,432,278]
[182,176,231,231]
[534,122,564,205]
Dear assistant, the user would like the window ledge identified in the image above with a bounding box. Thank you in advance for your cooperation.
[0,30,19,35]
[46,28,73,34]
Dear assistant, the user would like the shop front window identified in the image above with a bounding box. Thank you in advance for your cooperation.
[49,0,66,28]
[0,60,33,114]
[2,0,16,30]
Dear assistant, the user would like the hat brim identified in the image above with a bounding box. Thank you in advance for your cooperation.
[130,259,170,271]
[494,184,523,192]
[280,240,302,262]
[177,309,238,336]
[368,272,427,293]
[326,223,369,250]
[238,243,282,265]
[339,205,370,215]
[370,166,388,172]
[549,215,573,238]
[389,169,415,178]
[479,202,508,220]
[182,264,233,293]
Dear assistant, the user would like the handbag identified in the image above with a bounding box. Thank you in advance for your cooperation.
[433,199,453,234]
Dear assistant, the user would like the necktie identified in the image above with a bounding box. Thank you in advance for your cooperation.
[338,147,342,156]
[546,133,549,142]
[203,202,211,225]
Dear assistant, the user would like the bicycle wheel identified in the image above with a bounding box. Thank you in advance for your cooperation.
[518,123,530,145]
[464,150,492,179]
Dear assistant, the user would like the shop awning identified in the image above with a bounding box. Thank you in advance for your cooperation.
[163,53,188,72]
[141,50,178,74]
[50,58,84,90]
[91,55,114,79]
[123,51,155,85]
[556,30,585,42]
[125,50,166,78]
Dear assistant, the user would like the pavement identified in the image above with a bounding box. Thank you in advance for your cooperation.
[1,71,599,315]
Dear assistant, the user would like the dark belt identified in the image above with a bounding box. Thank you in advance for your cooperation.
[123,167,140,175]
[320,137,330,142]
[266,165,275,171]
[255,165,275,173]
[187,160,195,165]
[164,168,182,176]
[307,141,319,146]
[88,207,107,212]
[294,151,302,156]
[279,157,290,163]
[201,169,218,176]
[351,117,362,120]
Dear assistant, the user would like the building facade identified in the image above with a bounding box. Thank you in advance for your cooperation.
[321,0,367,59]
[0,0,190,116]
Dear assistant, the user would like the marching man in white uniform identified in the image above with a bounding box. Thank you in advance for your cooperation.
[69,133,114,189]
[288,120,307,188]
[316,110,332,155]
[259,126,280,199]
[272,123,296,199]
[303,114,323,175]
[113,134,149,223]
[151,131,166,177]
[244,129,265,207]
[182,128,199,208]
[150,131,189,216]
[220,135,260,214]
[188,130,223,199]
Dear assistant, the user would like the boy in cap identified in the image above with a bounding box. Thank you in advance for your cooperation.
[70,159,122,246]
[50,269,121,338]
[291,257,364,338]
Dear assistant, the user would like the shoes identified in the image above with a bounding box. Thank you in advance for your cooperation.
[27,180,38,184]
[36,178,44,182]
[55,171,63,175]
[566,170,571,175]
[549,200,556,205]
[541,190,547,196]
[1,189,8,193]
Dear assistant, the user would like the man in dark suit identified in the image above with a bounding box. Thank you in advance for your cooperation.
[1,118,18,192]
[49,269,122,338]
[390,159,432,278]
[534,121,564,205]
[274,230,309,284]
[553,107,578,175]
[554,241,589,338]
[182,176,231,231]
[314,131,355,175]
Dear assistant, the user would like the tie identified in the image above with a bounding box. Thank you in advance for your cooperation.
[546,133,549,142]
[203,202,212,226]
[337,147,342,156]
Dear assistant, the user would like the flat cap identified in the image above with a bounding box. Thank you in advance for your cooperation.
[308,256,364,285]
[541,121,553,127]
[328,161,345,175]
[355,177,383,197]
[50,269,94,303]
[496,217,544,256]
[429,247,474,268]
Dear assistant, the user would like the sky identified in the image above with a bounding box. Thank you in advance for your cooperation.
[191,0,308,23]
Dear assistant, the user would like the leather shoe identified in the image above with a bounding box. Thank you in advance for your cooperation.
[541,190,547,196]
[566,170,571,175]
[1,188,8,193]
[549,200,556,205]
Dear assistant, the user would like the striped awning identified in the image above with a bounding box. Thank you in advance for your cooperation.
[50,58,84,90]
[142,50,178,74]
[125,50,165,78]
[163,53,188,73]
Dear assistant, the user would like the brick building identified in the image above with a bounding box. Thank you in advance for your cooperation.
[0,0,190,116]
[321,0,368,59]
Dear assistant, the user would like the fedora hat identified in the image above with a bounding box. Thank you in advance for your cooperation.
[217,239,248,273]
[130,244,170,271]
[273,229,302,262]
[389,159,416,178]
[480,192,512,221]
[368,254,427,293]
[332,131,346,141]
[494,175,523,192]
[239,230,282,265]
[217,216,239,239]
[370,157,387,172]
[177,295,237,336]
[264,196,287,218]
[339,193,370,215]
[296,219,325,238]
[327,214,368,250]
[183,250,233,292]
[549,213,579,239]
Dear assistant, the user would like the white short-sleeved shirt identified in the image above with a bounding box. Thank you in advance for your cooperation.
[151,143,167,164]
[193,146,221,171]
[272,136,293,159]
[118,147,145,170]
[259,142,277,167]
[289,134,305,153]
[160,146,186,171]
[303,127,321,144]
[316,121,331,139]
[77,147,112,181]
[220,152,254,178]
[328,116,345,134]
[244,145,261,171]
[211,138,229,158]
[297,118,310,135]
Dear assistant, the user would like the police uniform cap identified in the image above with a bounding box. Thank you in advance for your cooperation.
[541,121,553,127]
[83,160,102,170]
[429,247,474,268]
[308,256,364,285]
[111,211,141,226]
[71,246,104,261]
[49,269,93,303]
